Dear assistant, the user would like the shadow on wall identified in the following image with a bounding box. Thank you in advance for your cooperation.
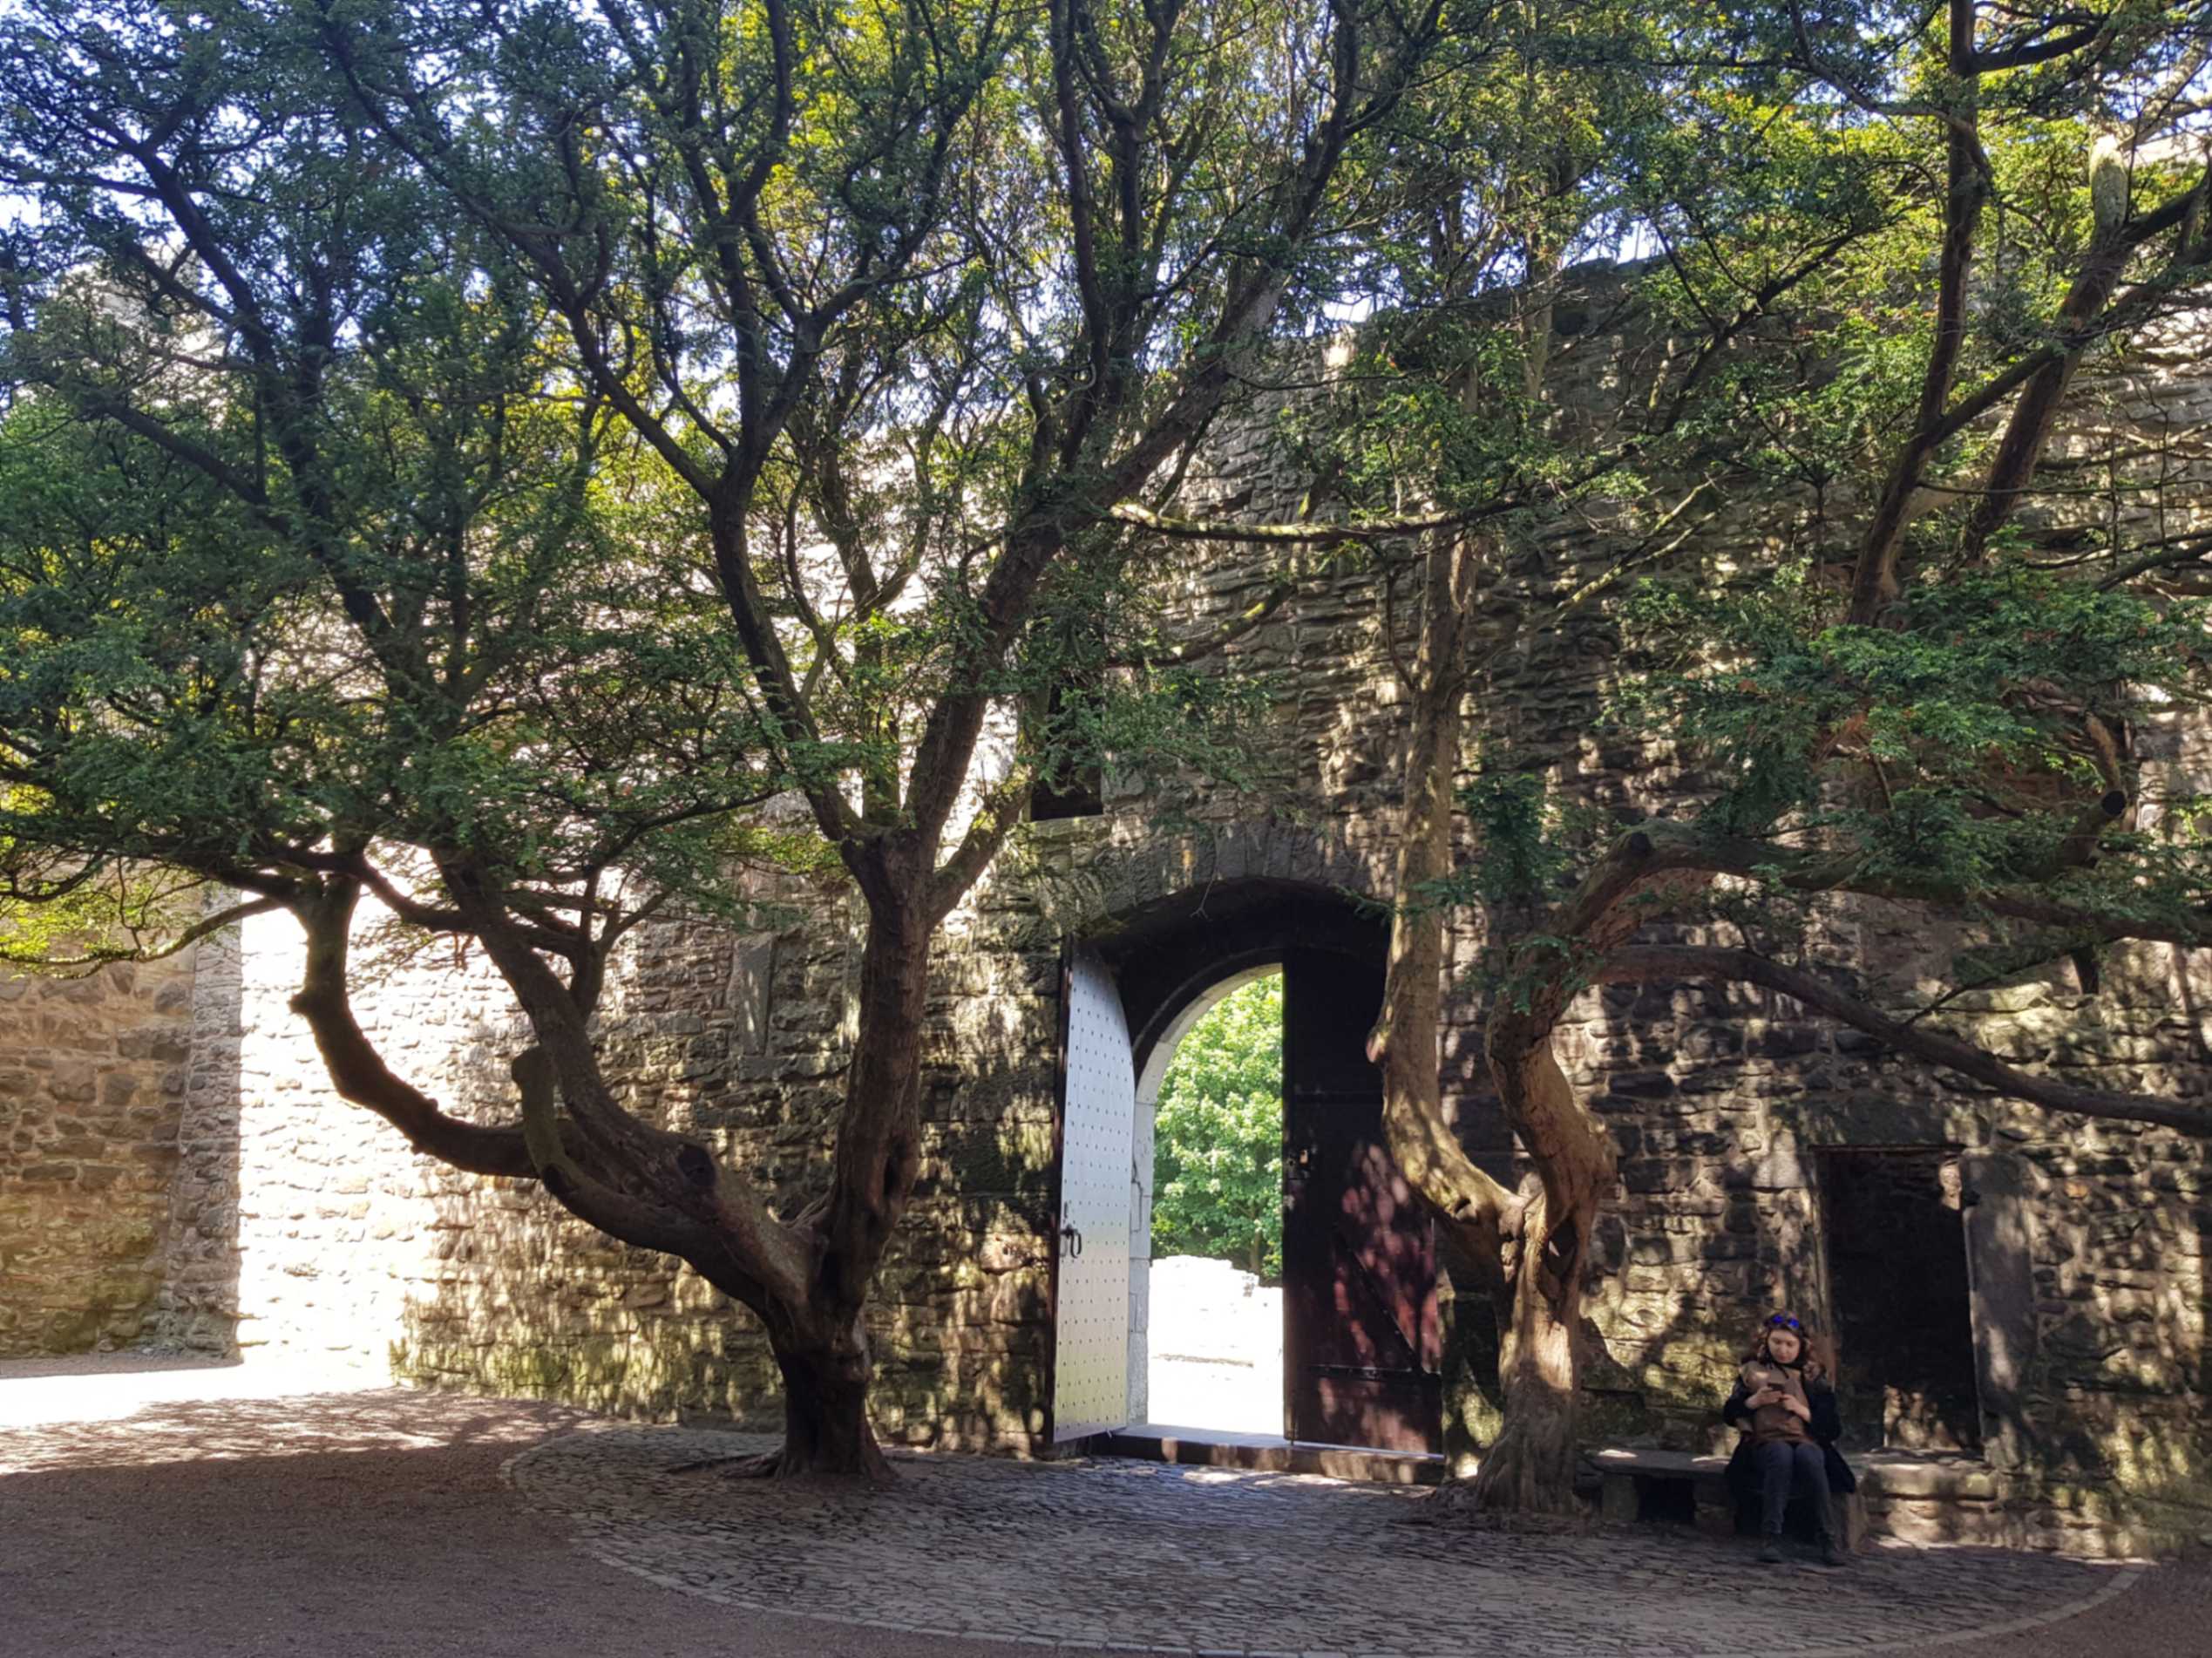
[1432,952,2212,1556]
[1434,974,1816,1472]
[1412,536,2210,1554]
[1496,1006,2203,1552]
[387,905,1062,1454]
[386,914,794,1423]
[0,934,225,1358]
[151,921,248,1355]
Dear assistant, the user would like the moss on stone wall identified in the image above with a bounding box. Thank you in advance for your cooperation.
[0,955,197,1355]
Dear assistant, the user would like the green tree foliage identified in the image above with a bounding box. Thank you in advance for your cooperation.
[6,0,2202,1498]
[1150,975,1283,1281]
[1349,0,2212,1519]
[0,0,1460,1474]
[0,2,782,973]
[1465,0,2212,1023]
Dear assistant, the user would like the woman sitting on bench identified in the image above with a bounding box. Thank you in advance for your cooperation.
[1722,1311,1856,1567]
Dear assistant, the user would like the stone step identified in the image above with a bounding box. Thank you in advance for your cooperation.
[1097,1425,1445,1485]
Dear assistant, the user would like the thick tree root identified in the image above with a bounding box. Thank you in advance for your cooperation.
[666,1451,785,1478]
[1401,1474,1595,1534]
[667,1446,896,1485]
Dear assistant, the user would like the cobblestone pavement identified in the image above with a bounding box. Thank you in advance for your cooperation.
[509,1425,2143,1658]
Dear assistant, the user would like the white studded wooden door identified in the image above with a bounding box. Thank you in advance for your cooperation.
[1052,949,1134,1443]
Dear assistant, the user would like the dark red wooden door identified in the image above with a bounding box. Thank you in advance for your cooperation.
[1281,947,1442,1452]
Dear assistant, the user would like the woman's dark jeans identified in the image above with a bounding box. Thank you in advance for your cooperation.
[1756,1439,1833,1538]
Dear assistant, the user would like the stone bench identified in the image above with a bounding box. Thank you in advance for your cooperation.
[1586,1446,1870,1550]
[1852,1451,2005,1548]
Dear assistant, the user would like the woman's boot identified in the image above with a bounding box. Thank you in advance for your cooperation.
[1815,1500,1849,1567]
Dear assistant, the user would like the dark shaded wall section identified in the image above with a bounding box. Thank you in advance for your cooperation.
[0,950,199,1354]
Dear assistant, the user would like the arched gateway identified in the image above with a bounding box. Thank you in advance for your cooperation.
[1049,881,1442,1454]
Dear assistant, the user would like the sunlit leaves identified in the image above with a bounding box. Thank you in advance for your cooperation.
[0,0,802,962]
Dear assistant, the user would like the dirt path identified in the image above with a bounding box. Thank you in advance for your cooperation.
[0,1373,1007,1658]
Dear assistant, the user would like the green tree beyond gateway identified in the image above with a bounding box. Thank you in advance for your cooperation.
[1152,975,1284,1282]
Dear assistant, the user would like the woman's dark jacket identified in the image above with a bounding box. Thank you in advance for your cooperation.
[1721,1372,1857,1504]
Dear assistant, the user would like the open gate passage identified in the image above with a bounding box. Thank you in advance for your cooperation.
[1053,945,1442,1451]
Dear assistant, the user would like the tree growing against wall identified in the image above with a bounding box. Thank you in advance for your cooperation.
[0,0,1459,1478]
[1150,975,1284,1281]
[1358,0,2212,1519]
[1116,0,2212,1520]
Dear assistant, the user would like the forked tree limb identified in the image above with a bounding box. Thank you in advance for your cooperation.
[1844,12,1988,626]
[1849,155,2209,619]
[288,881,545,1181]
[1960,166,2212,560]
[288,871,804,1304]
[1598,944,2212,1138]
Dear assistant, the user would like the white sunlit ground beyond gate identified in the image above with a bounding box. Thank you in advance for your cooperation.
[1143,1254,1282,1434]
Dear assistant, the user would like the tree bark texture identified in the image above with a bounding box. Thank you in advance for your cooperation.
[817,891,933,1320]
[1373,531,1516,1279]
[1460,1038,1604,1516]
[759,1317,894,1482]
[1845,0,1986,625]
[744,894,936,1478]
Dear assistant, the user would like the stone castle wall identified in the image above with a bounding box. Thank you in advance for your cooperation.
[128,880,1062,1452]
[3,265,2206,1555]
[0,949,198,1354]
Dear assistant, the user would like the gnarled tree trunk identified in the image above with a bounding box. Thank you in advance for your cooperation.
[1459,1038,1607,1515]
[1369,520,1658,1516]
[758,1315,892,1481]
[713,893,927,1483]
[1369,526,1605,1518]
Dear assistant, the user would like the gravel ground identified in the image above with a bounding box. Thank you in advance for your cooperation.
[0,1357,2196,1658]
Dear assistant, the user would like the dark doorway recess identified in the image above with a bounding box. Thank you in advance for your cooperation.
[1028,684,1104,820]
[1816,1145,1983,1455]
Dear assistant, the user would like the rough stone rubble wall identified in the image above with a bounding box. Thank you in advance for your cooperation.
[3,265,2204,1555]
[1459,298,2212,1553]
[990,283,2212,1552]
[0,950,196,1355]
[119,878,1057,1452]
